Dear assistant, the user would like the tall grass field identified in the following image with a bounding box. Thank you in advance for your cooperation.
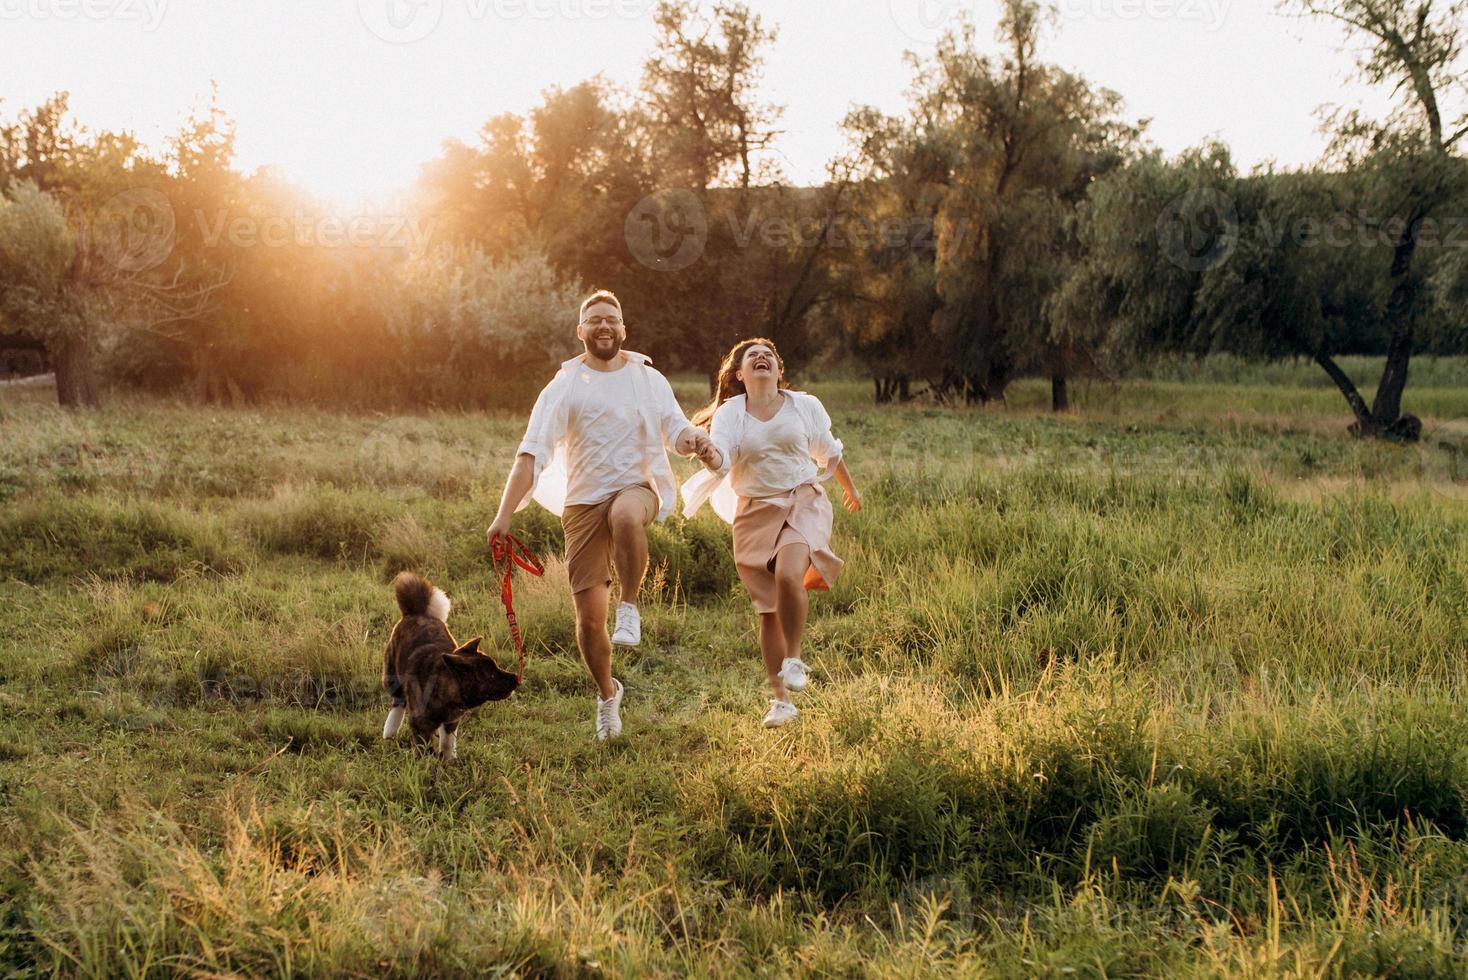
[3,359,1468,976]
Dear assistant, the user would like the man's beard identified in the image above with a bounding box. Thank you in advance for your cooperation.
[585,332,623,362]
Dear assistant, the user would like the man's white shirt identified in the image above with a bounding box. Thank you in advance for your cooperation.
[515,351,697,521]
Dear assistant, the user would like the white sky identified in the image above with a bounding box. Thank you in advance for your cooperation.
[0,0,1399,208]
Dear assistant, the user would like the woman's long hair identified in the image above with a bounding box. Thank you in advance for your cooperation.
[691,337,787,430]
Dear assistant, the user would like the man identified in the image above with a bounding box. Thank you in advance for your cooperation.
[485,289,718,741]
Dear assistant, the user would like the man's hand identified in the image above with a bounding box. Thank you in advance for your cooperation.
[486,516,512,552]
[676,427,705,457]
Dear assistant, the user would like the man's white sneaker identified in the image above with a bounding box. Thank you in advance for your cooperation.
[611,602,641,646]
[779,657,810,692]
[762,699,798,728]
[595,678,624,741]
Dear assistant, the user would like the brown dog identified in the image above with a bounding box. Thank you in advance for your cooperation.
[382,571,520,760]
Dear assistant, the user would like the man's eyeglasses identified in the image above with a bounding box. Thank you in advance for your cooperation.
[581,315,623,327]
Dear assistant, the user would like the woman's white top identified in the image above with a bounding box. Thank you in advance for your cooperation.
[681,390,843,524]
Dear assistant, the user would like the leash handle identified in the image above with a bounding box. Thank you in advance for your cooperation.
[491,534,544,683]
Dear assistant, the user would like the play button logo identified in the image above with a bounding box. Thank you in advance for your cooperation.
[359,0,443,43]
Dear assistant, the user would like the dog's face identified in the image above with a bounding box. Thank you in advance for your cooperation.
[444,637,521,705]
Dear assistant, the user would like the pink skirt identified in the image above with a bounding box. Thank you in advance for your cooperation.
[732,482,844,613]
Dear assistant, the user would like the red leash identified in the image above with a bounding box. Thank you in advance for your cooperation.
[491,534,545,682]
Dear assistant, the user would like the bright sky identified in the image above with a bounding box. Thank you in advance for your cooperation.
[1,0,1399,209]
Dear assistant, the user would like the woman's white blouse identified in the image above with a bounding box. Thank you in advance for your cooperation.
[717,394,817,497]
[681,390,842,523]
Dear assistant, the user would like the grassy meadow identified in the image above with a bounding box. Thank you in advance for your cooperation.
[3,358,1468,977]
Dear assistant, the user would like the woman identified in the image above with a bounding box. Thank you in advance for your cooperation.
[683,338,861,728]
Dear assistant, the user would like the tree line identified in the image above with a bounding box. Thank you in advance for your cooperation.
[1,0,1464,438]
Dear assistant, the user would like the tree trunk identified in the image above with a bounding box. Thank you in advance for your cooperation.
[1314,351,1375,435]
[52,336,98,409]
[1367,218,1421,438]
[1051,373,1069,412]
[1050,340,1074,412]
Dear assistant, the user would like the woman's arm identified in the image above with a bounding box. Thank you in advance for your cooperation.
[702,401,736,475]
[832,457,861,513]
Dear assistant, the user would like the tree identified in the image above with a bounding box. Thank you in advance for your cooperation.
[830,103,948,400]
[640,0,780,193]
[834,2,1140,407]
[1055,148,1408,417]
[0,181,99,406]
[383,245,584,407]
[1284,0,1468,438]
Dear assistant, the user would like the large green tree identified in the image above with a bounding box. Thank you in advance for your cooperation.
[1054,147,1390,404]
[1285,0,1468,437]
[836,1,1141,407]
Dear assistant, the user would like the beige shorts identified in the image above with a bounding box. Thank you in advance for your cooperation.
[561,484,658,595]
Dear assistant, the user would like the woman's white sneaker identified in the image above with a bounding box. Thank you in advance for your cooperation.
[611,602,641,646]
[595,678,624,741]
[778,657,810,692]
[762,699,798,728]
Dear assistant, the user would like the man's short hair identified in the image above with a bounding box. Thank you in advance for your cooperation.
[579,289,622,321]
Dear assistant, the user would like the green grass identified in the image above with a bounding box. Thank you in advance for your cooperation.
[2,375,1468,976]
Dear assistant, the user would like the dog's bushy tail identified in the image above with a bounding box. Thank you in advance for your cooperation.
[393,571,450,621]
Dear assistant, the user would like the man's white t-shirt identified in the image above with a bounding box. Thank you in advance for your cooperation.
[562,362,653,506]
[516,353,696,516]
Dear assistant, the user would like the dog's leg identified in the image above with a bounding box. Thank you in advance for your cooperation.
[439,721,459,762]
[382,702,406,739]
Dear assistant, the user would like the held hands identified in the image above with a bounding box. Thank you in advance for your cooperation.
[682,428,723,470]
[696,439,723,471]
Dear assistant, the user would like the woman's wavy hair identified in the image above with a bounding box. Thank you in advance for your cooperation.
[691,337,788,430]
